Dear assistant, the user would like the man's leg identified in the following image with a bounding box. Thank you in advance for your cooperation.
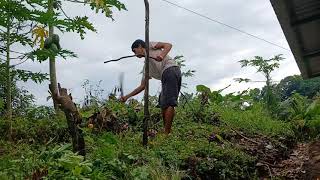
[162,110,166,126]
[160,66,182,135]
[163,106,175,134]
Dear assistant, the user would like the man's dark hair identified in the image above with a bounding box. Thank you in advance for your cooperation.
[131,39,146,52]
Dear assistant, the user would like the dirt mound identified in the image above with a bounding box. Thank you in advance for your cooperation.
[304,141,320,179]
[230,132,308,179]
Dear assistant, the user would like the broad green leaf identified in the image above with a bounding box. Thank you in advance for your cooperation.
[196,85,211,93]
[80,109,95,118]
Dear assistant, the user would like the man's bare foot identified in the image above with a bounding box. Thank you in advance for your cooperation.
[147,129,157,138]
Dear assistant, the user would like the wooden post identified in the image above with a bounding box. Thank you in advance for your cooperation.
[5,16,12,139]
[143,0,150,146]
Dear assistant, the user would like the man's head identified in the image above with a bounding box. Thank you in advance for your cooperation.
[131,39,145,58]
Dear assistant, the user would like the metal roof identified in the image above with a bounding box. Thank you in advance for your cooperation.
[270,0,320,79]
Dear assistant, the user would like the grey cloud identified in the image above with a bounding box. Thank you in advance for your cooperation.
[17,0,300,105]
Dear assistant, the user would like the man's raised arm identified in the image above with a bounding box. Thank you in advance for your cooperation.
[154,42,172,61]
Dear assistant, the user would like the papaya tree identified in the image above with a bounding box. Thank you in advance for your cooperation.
[237,54,284,111]
[23,0,126,154]
[0,0,48,138]
[28,0,126,109]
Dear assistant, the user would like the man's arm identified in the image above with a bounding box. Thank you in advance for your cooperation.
[121,79,146,102]
[153,42,172,61]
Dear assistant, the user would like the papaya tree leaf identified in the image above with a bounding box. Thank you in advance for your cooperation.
[32,25,49,48]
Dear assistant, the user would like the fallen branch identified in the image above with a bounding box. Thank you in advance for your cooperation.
[257,161,283,168]
[229,125,260,144]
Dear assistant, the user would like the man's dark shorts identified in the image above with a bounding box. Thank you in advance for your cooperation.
[159,66,182,109]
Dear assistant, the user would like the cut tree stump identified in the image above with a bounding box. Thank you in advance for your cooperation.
[49,83,85,156]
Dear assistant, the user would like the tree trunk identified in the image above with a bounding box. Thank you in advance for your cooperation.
[265,73,272,110]
[143,0,150,146]
[49,83,85,156]
[5,16,12,139]
[48,0,58,110]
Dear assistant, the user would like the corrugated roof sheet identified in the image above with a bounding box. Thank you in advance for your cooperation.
[270,0,320,79]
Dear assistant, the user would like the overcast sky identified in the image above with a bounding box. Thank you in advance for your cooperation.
[17,0,300,105]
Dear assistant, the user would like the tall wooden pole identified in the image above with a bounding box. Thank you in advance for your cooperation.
[143,0,150,146]
[5,15,12,139]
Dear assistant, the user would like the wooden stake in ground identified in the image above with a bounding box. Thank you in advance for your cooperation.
[143,0,150,146]
[5,16,12,139]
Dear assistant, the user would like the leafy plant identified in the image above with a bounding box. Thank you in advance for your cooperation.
[0,0,49,133]
[175,55,196,88]
[196,85,224,105]
[238,55,284,111]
